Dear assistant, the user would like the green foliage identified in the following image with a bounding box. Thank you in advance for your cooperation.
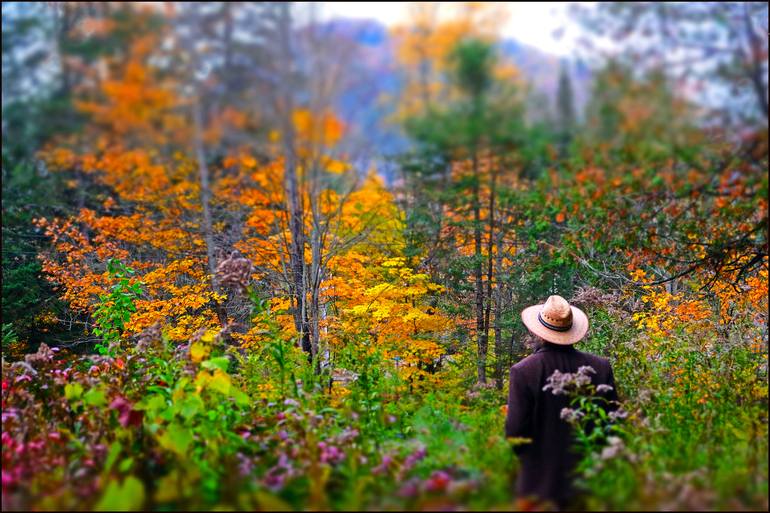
[92,259,143,356]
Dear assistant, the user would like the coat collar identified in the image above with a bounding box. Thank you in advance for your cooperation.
[535,342,577,353]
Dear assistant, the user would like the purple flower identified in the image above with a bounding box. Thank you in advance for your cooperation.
[263,472,285,491]
[402,445,427,472]
[237,453,253,476]
[397,478,420,498]
[596,384,614,393]
[319,444,344,465]
[372,454,393,475]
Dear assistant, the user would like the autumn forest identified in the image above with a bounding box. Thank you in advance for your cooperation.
[1,2,768,511]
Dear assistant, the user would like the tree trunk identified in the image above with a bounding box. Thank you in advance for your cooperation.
[276,3,312,358]
[493,221,505,390]
[473,152,486,384]
[193,100,227,328]
[483,162,497,386]
[310,202,323,374]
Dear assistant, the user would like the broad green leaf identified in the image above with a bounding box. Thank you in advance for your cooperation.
[159,423,194,456]
[94,476,145,511]
[65,383,84,401]
[230,387,250,407]
[83,387,107,407]
[178,394,204,419]
[201,356,230,373]
[208,372,232,395]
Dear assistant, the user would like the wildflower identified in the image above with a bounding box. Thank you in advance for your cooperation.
[600,436,625,460]
[399,444,427,477]
[237,453,253,476]
[560,407,585,423]
[543,370,567,395]
[216,251,252,293]
[319,443,344,465]
[425,470,451,492]
[398,478,420,498]
[372,454,393,475]
[596,384,614,393]
[609,408,629,421]
[339,428,359,443]
[263,471,286,491]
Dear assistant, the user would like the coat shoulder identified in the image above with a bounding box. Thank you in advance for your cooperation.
[511,351,545,374]
[576,349,612,372]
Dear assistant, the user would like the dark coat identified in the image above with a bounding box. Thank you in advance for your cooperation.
[505,342,618,508]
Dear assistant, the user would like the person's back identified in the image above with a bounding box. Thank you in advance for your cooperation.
[505,295,618,510]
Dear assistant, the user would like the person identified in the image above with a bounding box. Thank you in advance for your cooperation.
[505,295,618,510]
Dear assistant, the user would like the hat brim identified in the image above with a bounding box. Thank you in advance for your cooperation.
[521,304,589,345]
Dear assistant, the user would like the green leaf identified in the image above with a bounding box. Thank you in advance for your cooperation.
[104,441,122,473]
[177,394,204,419]
[201,356,230,373]
[65,383,84,401]
[139,393,168,416]
[83,387,107,407]
[94,476,145,511]
[159,423,194,456]
[208,372,232,395]
[230,387,250,407]
[118,457,134,473]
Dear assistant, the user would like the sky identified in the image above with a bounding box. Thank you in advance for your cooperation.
[319,2,585,56]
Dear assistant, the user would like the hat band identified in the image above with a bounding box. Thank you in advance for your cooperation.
[538,312,572,332]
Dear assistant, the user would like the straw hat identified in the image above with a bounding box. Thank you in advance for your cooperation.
[521,295,589,345]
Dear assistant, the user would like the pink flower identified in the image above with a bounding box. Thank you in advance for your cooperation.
[425,470,451,492]
[2,470,14,488]
[372,454,393,475]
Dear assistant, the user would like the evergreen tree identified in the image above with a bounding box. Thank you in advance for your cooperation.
[556,60,576,156]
